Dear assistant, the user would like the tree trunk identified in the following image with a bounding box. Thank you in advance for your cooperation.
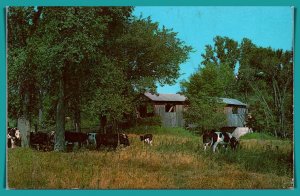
[17,117,30,147]
[74,108,81,132]
[54,76,66,151]
[20,91,30,147]
[99,114,107,134]
[38,89,44,129]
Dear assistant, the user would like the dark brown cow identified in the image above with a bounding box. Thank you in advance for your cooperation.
[30,131,55,151]
[96,133,130,150]
[65,131,88,148]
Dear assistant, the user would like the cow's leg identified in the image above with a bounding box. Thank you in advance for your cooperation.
[224,144,228,151]
[203,143,209,151]
[11,138,15,149]
[212,141,219,153]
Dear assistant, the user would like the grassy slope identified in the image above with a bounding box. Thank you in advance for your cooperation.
[7,127,294,189]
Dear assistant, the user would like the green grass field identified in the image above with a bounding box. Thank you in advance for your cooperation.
[7,126,294,189]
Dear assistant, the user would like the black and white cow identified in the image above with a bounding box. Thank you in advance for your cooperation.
[140,134,153,146]
[202,131,239,152]
[96,133,130,150]
[30,131,55,151]
[211,132,239,152]
[65,131,88,148]
[7,128,21,148]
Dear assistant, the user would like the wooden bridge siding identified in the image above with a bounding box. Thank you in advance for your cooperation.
[226,108,247,127]
[153,104,185,127]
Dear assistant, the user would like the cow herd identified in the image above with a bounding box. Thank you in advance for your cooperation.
[7,127,154,152]
[7,126,252,153]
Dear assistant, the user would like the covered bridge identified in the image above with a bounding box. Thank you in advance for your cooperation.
[140,93,247,128]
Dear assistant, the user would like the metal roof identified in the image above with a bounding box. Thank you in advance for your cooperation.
[144,93,186,102]
[220,98,247,106]
[144,93,247,106]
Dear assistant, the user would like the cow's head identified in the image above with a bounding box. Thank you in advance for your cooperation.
[15,129,21,139]
[140,135,144,141]
[230,137,239,150]
[120,133,130,146]
[202,130,214,143]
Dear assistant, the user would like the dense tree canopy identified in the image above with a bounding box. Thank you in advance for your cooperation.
[181,62,233,131]
[7,6,192,151]
[181,36,293,138]
[237,38,293,137]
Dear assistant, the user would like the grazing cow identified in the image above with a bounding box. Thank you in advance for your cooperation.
[65,131,88,148]
[30,131,55,151]
[7,128,21,148]
[140,134,153,145]
[87,132,97,145]
[211,132,239,152]
[232,127,253,139]
[96,133,130,150]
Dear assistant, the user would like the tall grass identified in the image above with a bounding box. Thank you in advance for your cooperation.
[7,127,293,189]
[240,132,279,140]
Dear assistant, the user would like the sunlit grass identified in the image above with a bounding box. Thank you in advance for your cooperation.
[7,128,293,189]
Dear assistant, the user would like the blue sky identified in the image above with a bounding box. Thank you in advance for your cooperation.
[133,6,293,94]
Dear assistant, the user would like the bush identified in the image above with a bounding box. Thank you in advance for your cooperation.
[136,116,162,126]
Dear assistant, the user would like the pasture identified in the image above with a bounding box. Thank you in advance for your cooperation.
[7,127,293,189]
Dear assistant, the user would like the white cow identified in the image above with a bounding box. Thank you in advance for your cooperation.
[232,127,253,139]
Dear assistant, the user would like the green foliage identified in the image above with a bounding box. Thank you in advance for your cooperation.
[115,17,192,87]
[201,36,239,70]
[183,97,227,131]
[136,116,162,127]
[182,35,293,138]
[237,38,293,137]
[7,7,192,150]
[128,126,195,138]
[180,62,233,131]
[180,37,238,131]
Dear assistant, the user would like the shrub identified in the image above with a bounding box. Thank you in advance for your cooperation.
[136,116,162,126]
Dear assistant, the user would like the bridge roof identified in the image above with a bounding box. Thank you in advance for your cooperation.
[144,93,247,106]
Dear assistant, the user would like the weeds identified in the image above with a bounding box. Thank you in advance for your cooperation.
[7,127,293,189]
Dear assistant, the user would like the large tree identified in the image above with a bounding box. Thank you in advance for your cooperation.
[182,35,293,137]
[84,15,192,130]
[181,36,238,132]
[237,38,293,137]
[7,7,44,146]
[7,7,192,151]
[201,36,239,70]
[181,62,232,132]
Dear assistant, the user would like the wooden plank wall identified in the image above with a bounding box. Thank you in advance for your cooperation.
[153,103,246,128]
[226,107,247,127]
[153,104,185,127]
